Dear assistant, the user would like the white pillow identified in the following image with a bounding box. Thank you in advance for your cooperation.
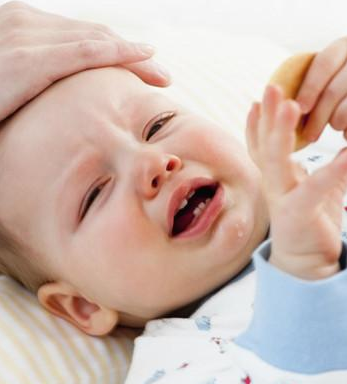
[0,27,290,383]
[149,28,290,144]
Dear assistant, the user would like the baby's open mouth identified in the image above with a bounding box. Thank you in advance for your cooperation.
[172,183,218,236]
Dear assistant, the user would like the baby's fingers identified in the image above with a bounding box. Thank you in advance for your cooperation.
[246,85,284,166]
[271,99,301,161]
[264,99,302,195]
[259,85,283,142]
[294,147,347,212]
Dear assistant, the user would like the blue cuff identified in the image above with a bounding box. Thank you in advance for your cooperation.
[235,238,347,374]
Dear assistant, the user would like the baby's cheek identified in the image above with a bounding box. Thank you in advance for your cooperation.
[184,125,235,160]
[191,125,254,178]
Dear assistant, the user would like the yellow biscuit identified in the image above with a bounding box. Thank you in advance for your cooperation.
[268,52,316,150]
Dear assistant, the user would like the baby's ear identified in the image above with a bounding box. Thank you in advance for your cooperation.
[37,281,118,336]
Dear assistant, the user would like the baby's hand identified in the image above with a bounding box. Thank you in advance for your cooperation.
[296,37,347,142]
[246,85,347,280]
[0,1,169,121]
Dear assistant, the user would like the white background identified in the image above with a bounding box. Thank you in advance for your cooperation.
[1,0,347,52]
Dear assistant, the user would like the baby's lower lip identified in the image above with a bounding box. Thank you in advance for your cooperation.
[173,185,224,240]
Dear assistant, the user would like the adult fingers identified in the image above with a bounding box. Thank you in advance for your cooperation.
[299,63,347,142]
[36,11,119,37]
[303,66,347,141]
[0,29,136,48]
[122,59,171,87]
[37,43,170,87]
[0,1,118,38]
[35,40,158,85]
[296,38,347,114]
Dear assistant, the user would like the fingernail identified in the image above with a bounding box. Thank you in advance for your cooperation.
[136,43,156,56]
[154,62,171,80]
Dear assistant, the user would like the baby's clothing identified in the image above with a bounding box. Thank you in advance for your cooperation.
[125,128,347,384]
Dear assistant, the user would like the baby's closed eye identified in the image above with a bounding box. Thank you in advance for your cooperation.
[144,111,176,141]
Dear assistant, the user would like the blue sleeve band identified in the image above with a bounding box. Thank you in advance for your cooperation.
[235,238,347,374]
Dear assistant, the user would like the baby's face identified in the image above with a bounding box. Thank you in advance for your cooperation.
[0,67,269,327]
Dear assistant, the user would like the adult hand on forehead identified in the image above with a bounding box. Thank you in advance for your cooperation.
[0,1,170,121]
[295,37,347,142]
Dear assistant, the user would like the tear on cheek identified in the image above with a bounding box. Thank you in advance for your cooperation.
[235,218,247,239]
[218,213,252,256]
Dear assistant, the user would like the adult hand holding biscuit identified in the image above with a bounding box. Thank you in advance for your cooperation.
[246,85,347,280]
[268,52,315,150]
[295,37,347,142]
[0,1,170,121]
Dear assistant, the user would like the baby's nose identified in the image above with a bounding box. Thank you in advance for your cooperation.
[135,150,182,199]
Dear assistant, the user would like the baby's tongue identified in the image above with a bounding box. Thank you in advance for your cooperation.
[172,193,207,236]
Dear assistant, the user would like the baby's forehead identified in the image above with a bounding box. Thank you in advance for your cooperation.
[39,66,172,127]
[0,66,178,172]
[8,66,164,130]
[0,68,139,158]
[0,67,176,175]
[42,66,151,112]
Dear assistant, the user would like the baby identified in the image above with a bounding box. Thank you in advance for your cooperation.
[2,64,347,383]
[2,3,347,382]
[0,65,270,330]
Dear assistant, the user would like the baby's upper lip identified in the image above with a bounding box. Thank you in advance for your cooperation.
[167,177,218,236]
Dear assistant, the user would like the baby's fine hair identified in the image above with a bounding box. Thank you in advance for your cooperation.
[0,219,50,293]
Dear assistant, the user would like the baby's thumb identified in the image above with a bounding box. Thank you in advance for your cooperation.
[332,146,347,189]
[296,147,347,210]
[324,146,347,192]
